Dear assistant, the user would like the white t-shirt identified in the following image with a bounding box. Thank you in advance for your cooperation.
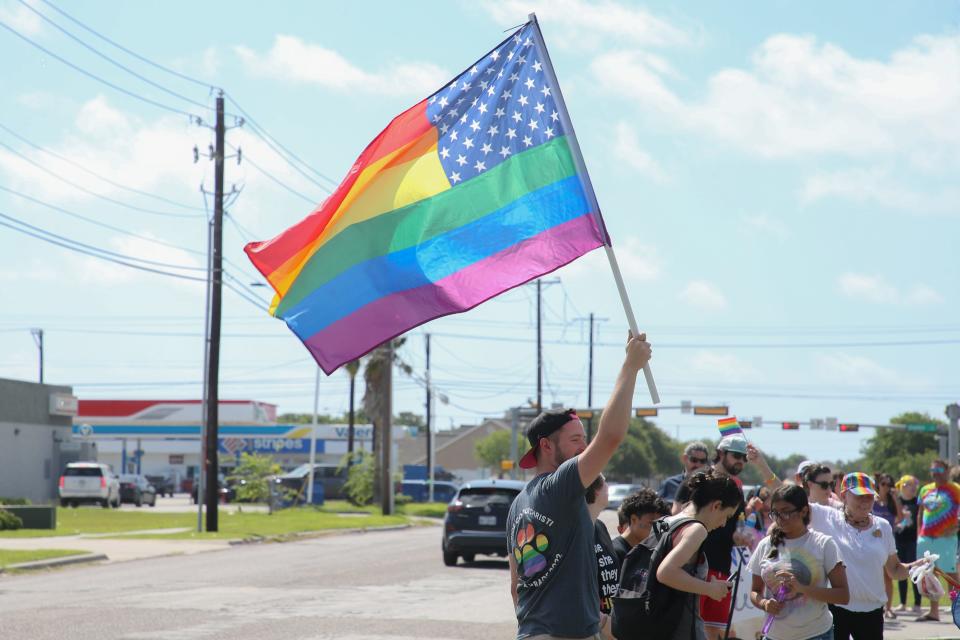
[809,502,896,612]
[747,530,842,640]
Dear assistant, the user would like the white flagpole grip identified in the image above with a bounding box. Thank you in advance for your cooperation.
[604,245,660,404]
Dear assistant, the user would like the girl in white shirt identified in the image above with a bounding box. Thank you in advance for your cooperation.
[749,484,849,640]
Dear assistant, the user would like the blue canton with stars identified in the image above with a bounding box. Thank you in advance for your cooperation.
[425,24,566,186]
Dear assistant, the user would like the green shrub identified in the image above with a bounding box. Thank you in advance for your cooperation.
[338,451,374,506]
[0,509,23,530]
[0,497,31,506]
[394,492,413,506]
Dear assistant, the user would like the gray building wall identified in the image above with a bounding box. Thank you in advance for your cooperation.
[0,378,83,504]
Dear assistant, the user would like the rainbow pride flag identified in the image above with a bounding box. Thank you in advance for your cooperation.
[717,417,743,437]
[245,22,608,373]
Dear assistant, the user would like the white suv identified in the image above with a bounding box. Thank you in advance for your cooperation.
[59,462,121,508]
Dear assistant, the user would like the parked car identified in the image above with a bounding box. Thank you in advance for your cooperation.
[145,475,175,498]
[119,474,158,507]
[441,479,525,566]
[281,464,347,500]
[190,477,234,504]
[607,483,644,510]
[400,480,459,503]
[59,462,121,508]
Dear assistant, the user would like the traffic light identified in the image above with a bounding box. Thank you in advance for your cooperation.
[738,420,752,429]
[694,405,729,416]
[635,408,658,417]
[577,410,595,420]
[839,423,860,432]
[782,422,800,430]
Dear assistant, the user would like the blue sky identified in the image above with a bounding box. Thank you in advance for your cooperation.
[1,0,957,463]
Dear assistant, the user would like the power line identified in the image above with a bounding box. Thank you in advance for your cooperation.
[0,211,205,271]
[16,0,212,113]
[0,18,198,118]
[224,92,338,189]
[0,123,204,212]
[0,216,205,282]
[226,143,319,205]
[36,0,214,90]
[0,140,203,219]
[0,184,206,257]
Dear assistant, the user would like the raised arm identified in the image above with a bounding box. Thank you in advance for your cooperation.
[578,334,651,487]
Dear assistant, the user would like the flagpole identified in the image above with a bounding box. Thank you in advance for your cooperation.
[527,13,660,404]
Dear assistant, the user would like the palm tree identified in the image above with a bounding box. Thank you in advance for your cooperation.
[345,359,360,461]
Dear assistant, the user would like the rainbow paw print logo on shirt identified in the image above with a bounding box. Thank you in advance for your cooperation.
[515,523,550,577]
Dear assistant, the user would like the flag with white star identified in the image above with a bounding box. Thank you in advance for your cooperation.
[246,20,607,374]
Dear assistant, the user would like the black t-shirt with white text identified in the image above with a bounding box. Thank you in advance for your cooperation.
[594,519,619,614]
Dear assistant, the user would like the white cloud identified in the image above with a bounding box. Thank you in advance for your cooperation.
[678,280,727,310]
[802,167,960,215]
[816,353,900,387]
[479,0,690,48]
[0,0,43,36]
[76,234,204,292]
[235,36,448,96]
[612,122,668,182]
[594,33,960,162]
[689,351,758,384]
[742,214,789,240]
[561,236,660,282]
[837,273,944,305]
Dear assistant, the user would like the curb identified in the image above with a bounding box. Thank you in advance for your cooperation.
[228,523,411,546]
[0,552,108,574]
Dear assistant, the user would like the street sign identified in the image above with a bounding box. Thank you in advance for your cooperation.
[825,417,838,431]
[500,460,514,471]
[753,416,763,429]
[635,408,658,417]
[694,405,729,416]
[906,423,938,433]
[810,418,824,430]
[681,400,692,414]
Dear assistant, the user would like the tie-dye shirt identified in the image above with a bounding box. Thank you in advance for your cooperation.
[919,482,960,538]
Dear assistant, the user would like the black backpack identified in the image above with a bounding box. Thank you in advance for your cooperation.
[611,516,699,640]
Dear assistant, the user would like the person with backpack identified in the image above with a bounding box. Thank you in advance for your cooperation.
[747,484,849,640]
[612,488,669,566]
[508,334,651,640]
[612,468,741,640]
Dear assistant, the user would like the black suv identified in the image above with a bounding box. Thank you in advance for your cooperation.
[441,479,525,566]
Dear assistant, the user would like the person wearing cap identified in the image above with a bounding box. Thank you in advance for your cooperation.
[671,434,774,640]
[807,472,923,639]
[507,334,651,640]
[658,441,709,512]
[914,458,960,622]
[795,460,816,486]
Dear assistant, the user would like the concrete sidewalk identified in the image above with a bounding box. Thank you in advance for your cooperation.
[884,613,960,639]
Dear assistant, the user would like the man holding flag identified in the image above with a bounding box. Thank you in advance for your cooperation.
[673,417,776,640]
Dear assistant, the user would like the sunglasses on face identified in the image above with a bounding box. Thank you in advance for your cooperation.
[809,480,832,490]
[726,451,747,461]
[688,456,708,465]
[770,508,800,520]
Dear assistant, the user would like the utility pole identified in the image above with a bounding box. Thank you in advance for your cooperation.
[425,334,433,502]
[947,403,960,464]
[30,328,44,384]
[203,91,226,533]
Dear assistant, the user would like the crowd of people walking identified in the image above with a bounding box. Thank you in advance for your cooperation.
[507,335,951,640]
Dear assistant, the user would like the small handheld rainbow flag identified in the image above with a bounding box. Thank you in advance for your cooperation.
[717,416,743,437]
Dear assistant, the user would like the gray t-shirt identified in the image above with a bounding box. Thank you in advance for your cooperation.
[508,456,598,639]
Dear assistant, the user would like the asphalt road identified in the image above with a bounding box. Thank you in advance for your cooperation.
[0,524,517,640]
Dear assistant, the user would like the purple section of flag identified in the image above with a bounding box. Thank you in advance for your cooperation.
[303,213,603,373]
